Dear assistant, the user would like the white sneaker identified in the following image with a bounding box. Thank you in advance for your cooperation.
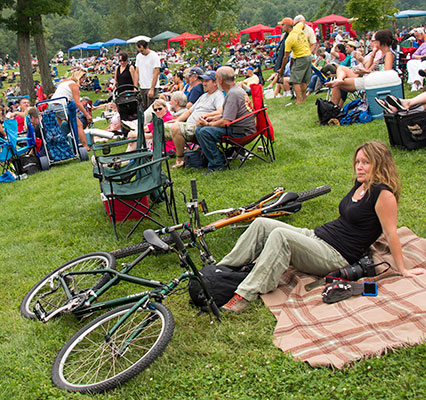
[121,120,138,131]
[411,83,419,92]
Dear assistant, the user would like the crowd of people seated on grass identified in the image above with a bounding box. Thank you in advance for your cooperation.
[1,17,425,163]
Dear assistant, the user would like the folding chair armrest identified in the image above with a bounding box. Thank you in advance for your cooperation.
[92,138,137,152]
[224,107,267,127]
[97,149,152,165]
[101,156,169,180]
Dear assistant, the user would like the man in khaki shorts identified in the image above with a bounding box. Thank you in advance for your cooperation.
[167,70,224,169]
[278,17,312,104]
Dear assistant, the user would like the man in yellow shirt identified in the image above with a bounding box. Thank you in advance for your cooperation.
[278,18,312,104]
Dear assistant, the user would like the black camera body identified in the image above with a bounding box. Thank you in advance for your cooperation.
[327,256,376,282]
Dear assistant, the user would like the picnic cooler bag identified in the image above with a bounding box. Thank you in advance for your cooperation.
[101,193,150,222]
[384,109,426,150]
[364,70,403,120]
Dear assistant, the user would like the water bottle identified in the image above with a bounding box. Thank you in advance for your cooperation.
[18,173,28,180]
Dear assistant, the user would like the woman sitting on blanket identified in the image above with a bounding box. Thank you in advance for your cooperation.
[221,141,425,313]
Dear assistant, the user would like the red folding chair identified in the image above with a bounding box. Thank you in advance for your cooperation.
[220,84,275,168]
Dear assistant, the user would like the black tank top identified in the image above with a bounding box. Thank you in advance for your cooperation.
[116,63,133,93]
[314,181,392,264]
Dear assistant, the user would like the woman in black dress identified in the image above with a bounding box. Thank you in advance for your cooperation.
[113,52,137,94]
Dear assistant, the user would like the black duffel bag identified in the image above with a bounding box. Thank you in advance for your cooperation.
[12,154,41,175]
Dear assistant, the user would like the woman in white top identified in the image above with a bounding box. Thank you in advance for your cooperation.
[51,70,92,149]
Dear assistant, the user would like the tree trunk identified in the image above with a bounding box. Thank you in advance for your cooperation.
[17,31,35,103]
[33,15,55,97]
[17,0,35,103]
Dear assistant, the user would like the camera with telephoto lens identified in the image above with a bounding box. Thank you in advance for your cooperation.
[327,256,376,282]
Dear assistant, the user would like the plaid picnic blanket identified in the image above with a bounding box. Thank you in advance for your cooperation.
[261,227,426,368]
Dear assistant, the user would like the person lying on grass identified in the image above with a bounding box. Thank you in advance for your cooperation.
[220,141,426,314]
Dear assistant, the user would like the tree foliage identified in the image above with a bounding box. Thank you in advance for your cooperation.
[346,0,398,32]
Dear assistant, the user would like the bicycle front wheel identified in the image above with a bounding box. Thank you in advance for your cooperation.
[20,252,116,320]
[51,302,174,394]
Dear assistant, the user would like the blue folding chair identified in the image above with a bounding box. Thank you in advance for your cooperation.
[0,135,13,175]
[3,118,35,157]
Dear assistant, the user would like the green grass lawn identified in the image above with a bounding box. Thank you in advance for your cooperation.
[0,67,425,399]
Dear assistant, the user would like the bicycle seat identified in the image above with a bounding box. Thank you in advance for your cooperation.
[143,229,171,251]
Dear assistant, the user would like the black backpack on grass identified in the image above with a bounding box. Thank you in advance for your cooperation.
[189,263,254,310]
[316,98,344,125]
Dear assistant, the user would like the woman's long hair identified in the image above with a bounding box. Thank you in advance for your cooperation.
[69,70,86,83]
[353,141,401,201]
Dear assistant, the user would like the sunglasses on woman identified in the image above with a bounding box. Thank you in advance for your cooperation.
[153,107,163,112]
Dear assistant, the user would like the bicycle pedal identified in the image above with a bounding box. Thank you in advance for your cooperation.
[33,301,47,322]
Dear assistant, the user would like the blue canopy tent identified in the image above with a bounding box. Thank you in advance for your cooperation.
[394,9,426,18]
[103,38,127,47]
[68,42,90,57]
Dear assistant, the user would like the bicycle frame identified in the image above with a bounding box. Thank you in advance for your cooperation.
[35,227,220,324]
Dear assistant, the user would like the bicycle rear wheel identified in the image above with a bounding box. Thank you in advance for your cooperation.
[20,252,115,320]
[111,229,192,259]
[51,302,174,394]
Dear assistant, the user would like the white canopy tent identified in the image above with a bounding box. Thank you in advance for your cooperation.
[127,35,151,44]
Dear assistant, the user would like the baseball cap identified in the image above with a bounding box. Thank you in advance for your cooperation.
[199,70,216,80]
[189,67,203,76]
[346,41,358,48]
[278,17,293,26]
[246,66,254,71]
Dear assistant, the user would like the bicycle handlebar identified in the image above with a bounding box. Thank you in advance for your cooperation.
[190,179,197,201]
[170,229,186,252]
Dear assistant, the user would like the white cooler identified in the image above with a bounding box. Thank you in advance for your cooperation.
[364,70,403,120]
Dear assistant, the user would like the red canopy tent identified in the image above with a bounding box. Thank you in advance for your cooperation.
[240,24,275,41]
[312,14,356,40]
[168,32,202,48]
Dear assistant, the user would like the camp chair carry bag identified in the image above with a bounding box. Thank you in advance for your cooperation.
[12,154,41,175]
[384,109,426,150]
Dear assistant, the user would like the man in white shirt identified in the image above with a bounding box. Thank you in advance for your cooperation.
[335,29,344,45]
[135,40,161,110]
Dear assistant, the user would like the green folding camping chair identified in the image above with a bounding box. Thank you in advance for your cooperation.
[98,115,178,238]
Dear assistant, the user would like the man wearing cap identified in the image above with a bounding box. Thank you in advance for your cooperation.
[274,18,292,73]
[195,66,256,174]
[184,67,204,108]
[237,66,260,93]
[168,70,224,169]
[135,40,161,111]
[345,41,360,69]
[78,96,92,128]
[293,15,316,53]
[278,17,311,104]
